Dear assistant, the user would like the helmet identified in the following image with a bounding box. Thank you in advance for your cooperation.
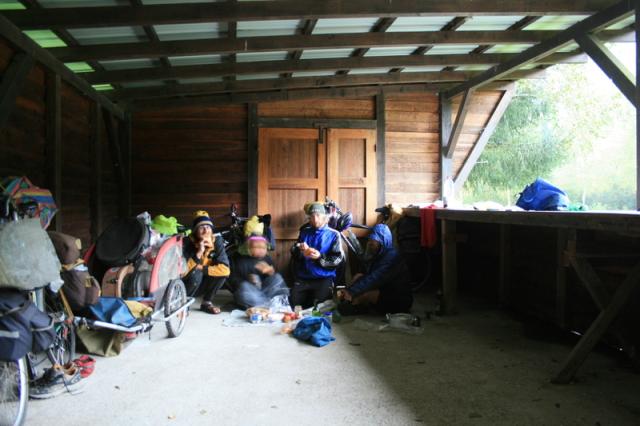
[335,212,353,232]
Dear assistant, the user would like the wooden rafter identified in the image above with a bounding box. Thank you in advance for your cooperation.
[337,17,396,75]
[576,33,636,106]
[84,52,584,85]
[443,0,634,98]
[282,19,318,78]
[110,69,544,101]
[3,1,620,29]
[444,88,474,159]
[0,52,34,128]
[47,30,630,63]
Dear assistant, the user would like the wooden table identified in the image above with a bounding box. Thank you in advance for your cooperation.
[405,207,640,383]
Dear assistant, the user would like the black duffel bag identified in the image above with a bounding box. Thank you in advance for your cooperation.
[0,289,55,361]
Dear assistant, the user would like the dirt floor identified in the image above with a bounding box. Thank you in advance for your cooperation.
[26,291,640,426]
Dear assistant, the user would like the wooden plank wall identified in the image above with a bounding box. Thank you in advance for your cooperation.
[0,39,118,249]
[131,105,248,228]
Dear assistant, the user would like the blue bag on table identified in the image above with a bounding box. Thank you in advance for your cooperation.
[516,178,570,211]
[89,297,137,327]
[293,317,335,347]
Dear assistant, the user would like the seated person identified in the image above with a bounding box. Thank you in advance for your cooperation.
[182,210,230,314]
[230,235,289,309]
[337,223,413,315]
[290,202,344,309]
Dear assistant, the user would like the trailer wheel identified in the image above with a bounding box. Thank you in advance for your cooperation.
[165,279,187,338]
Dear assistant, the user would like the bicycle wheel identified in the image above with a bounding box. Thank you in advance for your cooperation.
[0,357,28,426]
[165,279,187,338]
[47,319,76,367]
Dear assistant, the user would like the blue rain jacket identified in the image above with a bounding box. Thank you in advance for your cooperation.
[292,224,344,280]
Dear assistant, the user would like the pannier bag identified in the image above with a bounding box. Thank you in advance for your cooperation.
[48,231,82,265]
[0,218,61,290]
[515,178,570,211]
[0,289,55,361]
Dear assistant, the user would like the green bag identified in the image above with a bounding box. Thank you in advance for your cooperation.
[75,324,124,357]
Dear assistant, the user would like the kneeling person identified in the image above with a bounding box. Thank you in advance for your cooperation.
[338,223,412,314]
[232,235,289,308]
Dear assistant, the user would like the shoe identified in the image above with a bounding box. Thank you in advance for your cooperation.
[73,355,96,378]
[29,364,84,399]
[337,302,369,316]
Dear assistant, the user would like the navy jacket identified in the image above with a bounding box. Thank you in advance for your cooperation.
[291,224,344,280]
[348,224,410,297]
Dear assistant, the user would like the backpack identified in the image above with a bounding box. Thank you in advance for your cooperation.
[60,268,101,313]
[515,178,570,211]
[0,289,55,361]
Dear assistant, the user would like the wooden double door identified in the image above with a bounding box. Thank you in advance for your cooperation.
[258,127,377,271]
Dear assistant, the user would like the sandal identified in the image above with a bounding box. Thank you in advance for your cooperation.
[200,302,221,315]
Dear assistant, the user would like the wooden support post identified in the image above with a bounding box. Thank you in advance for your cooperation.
[439,93,452,198]
[444,88,474,159]
[441,219,458,314]
[90,101,103,242]
[45,72,62,231]
[376,92,386,207]
[553,260,640,384]
[575,34,636,107]
[498,224,511,305]
[119,112,132,217]
[555,228,569,328]
[0,52,34,128]
[247,103,258,215]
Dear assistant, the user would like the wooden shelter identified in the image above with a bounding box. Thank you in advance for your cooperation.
[1,0,639,383]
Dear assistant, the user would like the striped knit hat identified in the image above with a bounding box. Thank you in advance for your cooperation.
[192,210,213,231]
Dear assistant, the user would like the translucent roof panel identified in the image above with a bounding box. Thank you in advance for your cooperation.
[485,44,534,54]
[524,15,589,30]
[168,55,222,66]
[39,0,127,6]
[236,51,289,62]
[606,15,635,30]
[457,16,525,31]
[455,65,492,71]
[365,46,418,57]
[177,77,224,85]
[313,18,379,34]
[92,84,114,91]
[348,68,392,75]
[65,62,94,73]
[426,45,478,55]
[300,48,353,60]
[557,42,580,53]
[238,20,299,37]
[67,26,147,45]
[154,23,223,41]
[292,71,338,78]
[0,2,25,10]
[24,30,66,48]
[401,66,445,73]
[386,17,454,32]
[99,58,157,70]
[236,73,282,81]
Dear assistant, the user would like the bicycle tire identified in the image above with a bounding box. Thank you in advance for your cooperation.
[165,279,187,338]
[47,319,76,367]
[0,357,28,426]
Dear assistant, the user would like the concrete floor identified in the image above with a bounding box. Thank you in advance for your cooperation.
[27,291,640,426]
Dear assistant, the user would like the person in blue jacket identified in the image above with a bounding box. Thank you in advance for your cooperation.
[290,202,344,309]
[338,223,413,314]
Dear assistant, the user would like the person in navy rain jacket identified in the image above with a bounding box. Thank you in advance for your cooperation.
[338,223,413,314]
[290,202,344,309]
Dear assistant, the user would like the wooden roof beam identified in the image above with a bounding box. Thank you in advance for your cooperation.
[337,17,397,75]
[110,68,545,102]
[444,88,474,159]
[84,52,585,85]
[4,0,620,29]
[443,0,634,99]
[47,30,630,62]
[282,19,318,78]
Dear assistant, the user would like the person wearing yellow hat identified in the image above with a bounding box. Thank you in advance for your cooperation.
[182,210,230,314]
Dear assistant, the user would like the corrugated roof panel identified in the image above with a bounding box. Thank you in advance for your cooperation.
[292,70,337,78]
[524,15,589,30]
[236,73,282,81]
[485,44,534,54]
[154,23,223,41]
[99,58,156,70]
[457,16,525,31]
[426,45,478,55]
[455,65,492,71]
[65,62,94,73]
[68,26,147,45]
[607,15,634,30]
[313,18,379,34]
[365,46,418,57]
[238,20,299,37]
[300,48,353,60]
[236,51,289,62]
[38,0,127,6]
[401,66,444,73]
[386,17,454,32]
[0,2,25,10]
[92,84,114,91]
[168,54,222,66]
[24,30,67,48]
[348,68,392,75]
